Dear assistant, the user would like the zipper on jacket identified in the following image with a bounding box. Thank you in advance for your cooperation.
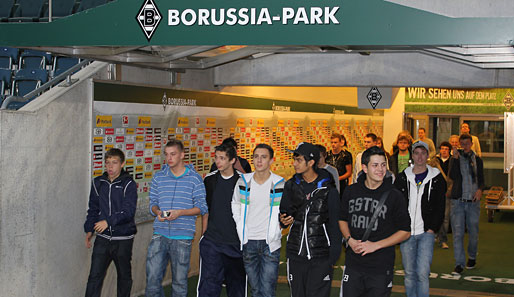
[299,206,312,260]
[322,223,331,246]
[267,182,275,256]
[108,182,113,238]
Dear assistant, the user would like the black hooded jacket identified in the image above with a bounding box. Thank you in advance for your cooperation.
[84,170,138,239]
[280,168,342,264]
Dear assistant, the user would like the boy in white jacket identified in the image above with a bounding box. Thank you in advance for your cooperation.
[231,143,285,297]
[394,141,447,297]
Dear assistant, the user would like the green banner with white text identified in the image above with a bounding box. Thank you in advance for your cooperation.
[405,87,514,114]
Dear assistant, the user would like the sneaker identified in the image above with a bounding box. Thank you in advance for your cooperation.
[441,242,449,249]
[452,265,464,275]
[466,259,476,269]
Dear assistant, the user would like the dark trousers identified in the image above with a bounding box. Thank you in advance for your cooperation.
[197,237,246,297]
[85,236,134,297]
[287,257,333,297]
[341,266,393,297]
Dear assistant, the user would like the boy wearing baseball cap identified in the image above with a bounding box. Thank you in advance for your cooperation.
[279,142,342,297]
[394,141,446,296]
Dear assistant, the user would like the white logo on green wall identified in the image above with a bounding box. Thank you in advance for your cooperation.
[136,0,162,41]
[504,91,513,110]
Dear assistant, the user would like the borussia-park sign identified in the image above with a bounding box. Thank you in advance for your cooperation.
[0,0,514,46]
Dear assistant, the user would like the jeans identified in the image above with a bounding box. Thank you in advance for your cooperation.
[85,236,134,297]
[145,234,192,297]
[450,199,480,267]
[400,232,435,297]
[242,240,280,297]
[437,198,451,243]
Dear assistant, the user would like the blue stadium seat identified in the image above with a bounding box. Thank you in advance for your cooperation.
[0,0,14,21]
[0,68,13,93]
[12,69,48,97]
[19,50,52,69]
[41,0,76,21]
[53,56,80,76]
[0,47,19,69]
[77,0,108,12]
[0,57,11,69]
[9,0,45,22]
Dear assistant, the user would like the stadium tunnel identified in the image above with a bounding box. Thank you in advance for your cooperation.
[1,0,514,296]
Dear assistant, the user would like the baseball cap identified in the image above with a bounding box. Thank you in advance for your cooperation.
[286,142,320,163]
[412,140,429,152]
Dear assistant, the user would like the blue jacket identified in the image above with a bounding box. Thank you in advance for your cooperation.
[149,164,208,238]
[84,170,138,240]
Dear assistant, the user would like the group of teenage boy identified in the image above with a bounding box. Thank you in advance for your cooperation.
[84,123,484,297]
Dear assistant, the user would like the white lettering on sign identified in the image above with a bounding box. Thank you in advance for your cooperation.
[395,270,514,285]
[168,7,340,26]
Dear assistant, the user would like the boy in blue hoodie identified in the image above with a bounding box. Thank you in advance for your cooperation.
[145,139,208,297]
[84,148,138,297]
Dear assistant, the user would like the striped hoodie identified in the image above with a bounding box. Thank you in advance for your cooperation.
[149,164,208,238]
[231,171,285,252]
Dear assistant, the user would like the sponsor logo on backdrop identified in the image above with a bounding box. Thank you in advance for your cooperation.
[94,128,103,136]
[138,116,152,127]
[96,115,112,127]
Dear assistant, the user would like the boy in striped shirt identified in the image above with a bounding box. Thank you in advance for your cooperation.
[145,139,208,297]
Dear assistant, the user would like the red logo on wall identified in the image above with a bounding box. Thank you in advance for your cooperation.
[105,128,114,135]
[126,144,135,150]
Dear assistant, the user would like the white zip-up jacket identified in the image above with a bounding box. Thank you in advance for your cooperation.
[395,165,447,236]
[231,171,285,252]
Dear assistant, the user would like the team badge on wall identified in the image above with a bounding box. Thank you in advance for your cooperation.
[136,0,162,41]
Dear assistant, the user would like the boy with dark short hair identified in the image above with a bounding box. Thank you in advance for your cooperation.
[232,143,285,297]
[280,142,342,297]
[197,144,246,297]
[340,146,411,297]
[84,148,138,297]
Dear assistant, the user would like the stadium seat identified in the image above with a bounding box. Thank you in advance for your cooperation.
[12,69,48,97]
[52,56,80,76]
[77,0,108,12]
[9,0,45,22]
[0,47,19,69]
[41,0,76,21]
[19,50,52,69]
[0,68,13,93]
[0,0,14,21]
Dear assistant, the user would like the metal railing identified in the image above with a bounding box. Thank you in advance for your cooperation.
[1,59,91,110]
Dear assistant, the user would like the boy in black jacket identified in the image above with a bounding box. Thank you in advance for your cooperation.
[280,142,342,297]
[340,146,411,297]
[394,141,446,297]
[84,148,138,297]
[198,144,246,297]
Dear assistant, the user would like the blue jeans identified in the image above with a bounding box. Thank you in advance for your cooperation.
[450,199,480,267]
[145,234,192,297]
[400,232,435,297]
[437,198,451,243]
[242,240,280,297]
